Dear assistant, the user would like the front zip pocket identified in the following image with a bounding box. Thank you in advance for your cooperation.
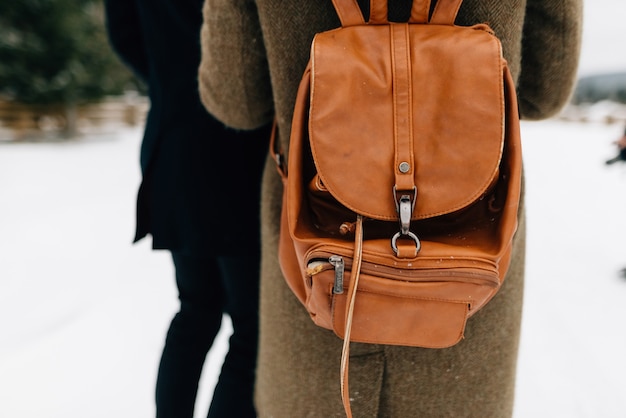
[306,248,500,289]
[302,250,489,347]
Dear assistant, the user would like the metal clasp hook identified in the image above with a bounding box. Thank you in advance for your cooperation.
[393,186,417,234]
[392,186,420,257]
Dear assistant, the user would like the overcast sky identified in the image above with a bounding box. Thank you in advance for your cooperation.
[578,0,626,76]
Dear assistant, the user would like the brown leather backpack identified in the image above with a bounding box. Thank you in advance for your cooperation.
[272,0,522,415]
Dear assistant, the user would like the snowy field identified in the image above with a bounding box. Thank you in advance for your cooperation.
[2,1,626,417]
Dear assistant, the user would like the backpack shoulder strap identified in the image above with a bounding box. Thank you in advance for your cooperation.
[331,0,463,26]
[410,0,431,23]
[330,0,365,26]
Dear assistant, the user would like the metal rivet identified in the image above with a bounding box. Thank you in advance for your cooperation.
[399,162,410,173]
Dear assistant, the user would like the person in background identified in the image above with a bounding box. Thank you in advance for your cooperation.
[197,0,582,417]
[606,124,626,165]
[103,1,270,417]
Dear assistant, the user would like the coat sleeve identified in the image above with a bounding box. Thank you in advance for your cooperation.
[198,0,274,130]
[103,0,150,82]
[517,0,583,120]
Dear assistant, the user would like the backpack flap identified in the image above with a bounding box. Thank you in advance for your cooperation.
[309,23,505,224]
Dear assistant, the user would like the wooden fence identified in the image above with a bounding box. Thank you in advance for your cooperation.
[0,95,149,141]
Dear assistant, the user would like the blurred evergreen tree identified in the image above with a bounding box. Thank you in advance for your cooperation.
[0,0,143,106]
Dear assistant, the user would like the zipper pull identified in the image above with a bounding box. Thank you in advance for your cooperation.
[329,255,345,294]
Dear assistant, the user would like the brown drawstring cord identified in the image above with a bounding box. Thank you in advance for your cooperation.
[340,214,364,418]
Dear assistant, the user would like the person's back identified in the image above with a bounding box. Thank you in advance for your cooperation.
[104,0,269,416]
[198,0,582,416]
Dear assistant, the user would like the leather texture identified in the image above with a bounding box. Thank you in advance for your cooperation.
[278,0,521,353]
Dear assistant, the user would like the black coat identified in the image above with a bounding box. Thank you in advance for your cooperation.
[104,0,270,255]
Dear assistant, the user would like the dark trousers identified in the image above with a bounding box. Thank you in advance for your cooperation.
[155,252,260,418]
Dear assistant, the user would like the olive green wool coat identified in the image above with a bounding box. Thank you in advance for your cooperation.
[198,1,582,416]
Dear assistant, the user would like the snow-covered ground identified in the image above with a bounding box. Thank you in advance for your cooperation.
[0,124,228,418]
[516,120,626,418]
[2,1,626,417]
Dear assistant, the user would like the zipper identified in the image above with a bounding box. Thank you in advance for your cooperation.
[328,255,345,294]
[308,250,499,287]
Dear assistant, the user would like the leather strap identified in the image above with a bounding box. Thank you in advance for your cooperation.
[409,0,431,23]
[331,0,365,26]
[340,215,364,418]
[390,23,415,193]
[369,0,388,24]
